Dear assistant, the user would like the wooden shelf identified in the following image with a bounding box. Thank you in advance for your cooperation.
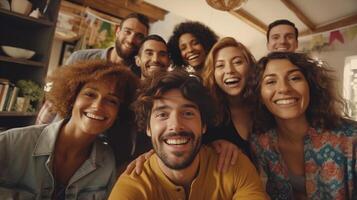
[0,0,60,128]
[0,55,45,67]
[0,112,37,117]
[0,8,54,27]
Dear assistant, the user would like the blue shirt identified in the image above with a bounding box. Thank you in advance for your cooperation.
[0,120,116,200]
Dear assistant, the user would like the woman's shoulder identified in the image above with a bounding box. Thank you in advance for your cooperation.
[0,123,49,141]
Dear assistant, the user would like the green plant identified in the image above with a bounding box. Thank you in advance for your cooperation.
[16,80,43,112]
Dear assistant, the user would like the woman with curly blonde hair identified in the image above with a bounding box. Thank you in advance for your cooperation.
[250,52,356,199]
[0,60,139,199]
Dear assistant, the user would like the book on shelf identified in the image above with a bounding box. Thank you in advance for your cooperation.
[0,79,19,112]
[7,86,19,111]
[0,84,4,106]
[3,85,14,111]
[0,82,10,111]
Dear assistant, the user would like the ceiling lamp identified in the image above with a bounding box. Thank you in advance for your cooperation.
[206,0,247,11]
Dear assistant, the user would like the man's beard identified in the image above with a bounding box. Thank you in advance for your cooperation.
[153,131,201,170]
[115,39,138,64]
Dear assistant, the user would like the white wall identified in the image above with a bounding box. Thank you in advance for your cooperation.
[149,12,267,59]
[299,31,357,96]
[149,12,186,42]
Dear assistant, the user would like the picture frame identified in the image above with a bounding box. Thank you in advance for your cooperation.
[58,41,77,66]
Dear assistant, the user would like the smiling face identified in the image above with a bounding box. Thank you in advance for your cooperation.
[70,77,120,136]
[178,33,206,69]
[147,89,206,170]
[214,46,250,98]
[115,18,148,61]
[260,59,309,122]
[135,39,170,80]
[267,24,298,52]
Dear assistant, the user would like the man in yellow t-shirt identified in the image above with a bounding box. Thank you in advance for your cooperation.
[109,70,267,200]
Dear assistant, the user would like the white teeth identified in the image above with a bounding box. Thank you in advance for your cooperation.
[275,99,297,105]
[276,47,288,51]
[85,113,105,120]
[165,138,189,145]
[149,65,161,69]
[224,78,240,84]
[188,54,199,60]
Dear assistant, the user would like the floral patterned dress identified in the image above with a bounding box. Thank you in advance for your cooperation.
[251,120,357,200]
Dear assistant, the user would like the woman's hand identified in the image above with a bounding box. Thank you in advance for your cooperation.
[125,149,154,175]
[211,140,240,172]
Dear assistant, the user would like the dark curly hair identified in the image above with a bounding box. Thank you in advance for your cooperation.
[46,60,140,164]
[252,52,347,133]
[167,21,218,68]
[202,37,256,125]
[132,70,216,132]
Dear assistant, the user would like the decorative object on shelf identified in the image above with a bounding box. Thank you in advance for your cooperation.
[11,0,33,15]
[206,0,247,11]
[1,45,35,59]
[15,96,30,112]
[29,8,41,18]
[0,0,10,10]
[16,80,43,112]
[29,0,50,18]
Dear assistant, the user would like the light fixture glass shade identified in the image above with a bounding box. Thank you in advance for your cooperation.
[206,0,247,11]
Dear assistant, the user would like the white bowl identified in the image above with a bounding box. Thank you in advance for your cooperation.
[1,45,35,59]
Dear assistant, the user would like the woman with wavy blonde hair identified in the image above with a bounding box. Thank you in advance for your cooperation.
[201,37,256,163]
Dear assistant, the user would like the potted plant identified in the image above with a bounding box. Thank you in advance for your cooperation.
[16,80,43,112]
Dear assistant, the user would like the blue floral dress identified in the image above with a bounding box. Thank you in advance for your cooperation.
[251,120,357,200]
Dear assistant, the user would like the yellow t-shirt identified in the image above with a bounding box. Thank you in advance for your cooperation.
[109,145,267,200]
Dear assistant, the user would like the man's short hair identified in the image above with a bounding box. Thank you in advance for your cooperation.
[138,34,168,55]
[132,70,216,132]
[120,13,150,31]
[266,19,298,41]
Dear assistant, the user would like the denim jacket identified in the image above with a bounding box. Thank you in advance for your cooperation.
[0,120,117,200]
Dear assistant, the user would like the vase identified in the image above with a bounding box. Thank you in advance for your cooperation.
[11,0,32,15]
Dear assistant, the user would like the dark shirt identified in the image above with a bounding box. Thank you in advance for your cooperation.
[132,132,153,157]
[203,119,253,161]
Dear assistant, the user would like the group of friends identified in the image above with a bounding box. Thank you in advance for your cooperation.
[0,12,356,200]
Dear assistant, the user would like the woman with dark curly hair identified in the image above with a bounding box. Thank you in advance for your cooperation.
[250,52,357,199]
[167,21,218,76]
[0,60,139,199]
